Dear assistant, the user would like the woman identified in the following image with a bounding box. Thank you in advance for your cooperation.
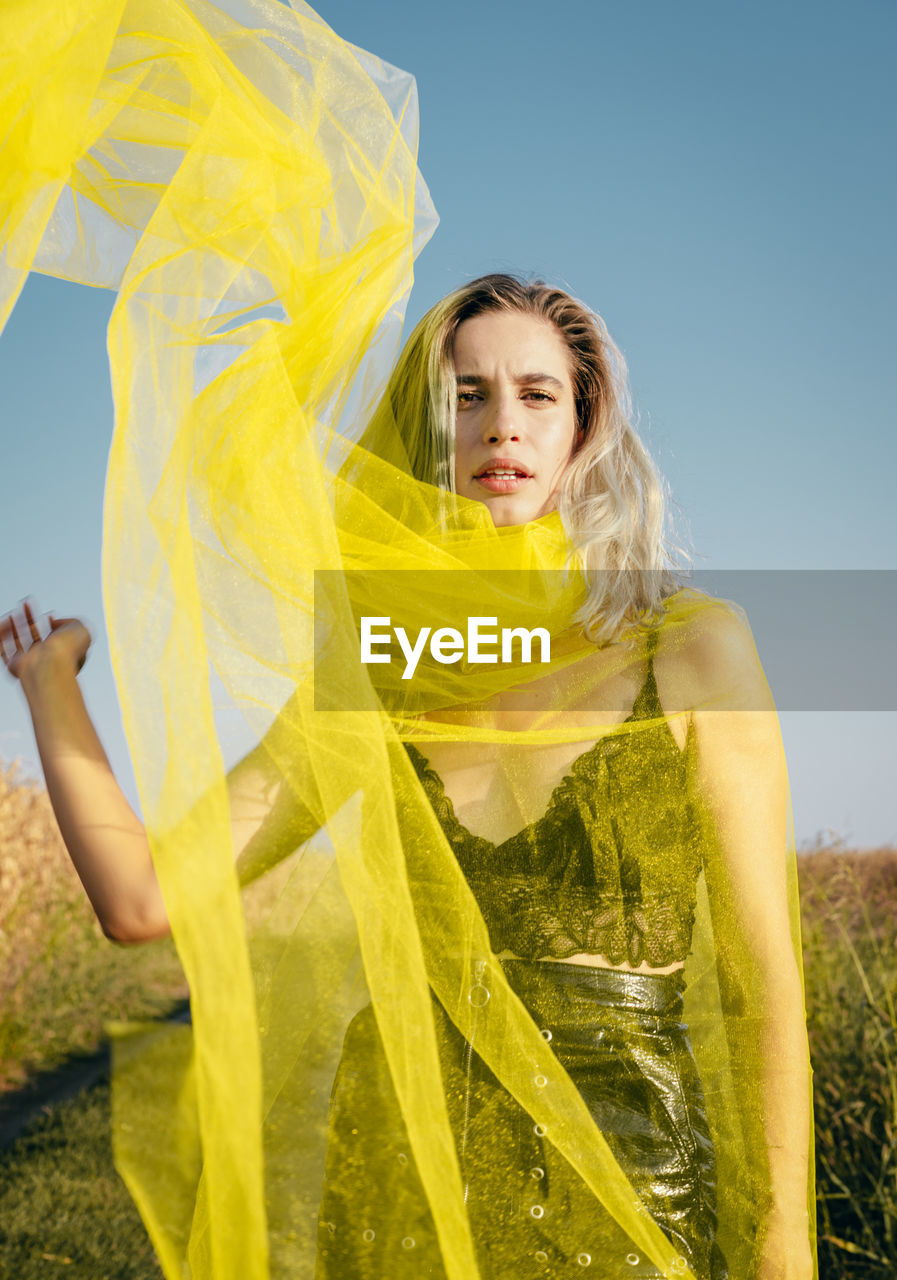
[2,274,813,1280]
[310,273,815,1280]
[0,3,814,1277]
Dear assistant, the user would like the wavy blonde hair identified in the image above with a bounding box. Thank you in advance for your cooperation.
[366,273,689,643]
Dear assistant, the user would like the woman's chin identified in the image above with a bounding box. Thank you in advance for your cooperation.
[490,505,557,529]
[473,493,556,529]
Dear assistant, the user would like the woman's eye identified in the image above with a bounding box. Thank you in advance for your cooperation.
[524,390,554,402]
[457,391,480,405]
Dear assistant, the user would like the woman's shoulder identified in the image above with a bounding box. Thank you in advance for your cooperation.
[652,589,775,714]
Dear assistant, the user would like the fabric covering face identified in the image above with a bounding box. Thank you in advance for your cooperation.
[1,2,816,1278]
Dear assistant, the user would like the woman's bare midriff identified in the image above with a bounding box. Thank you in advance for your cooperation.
[495,949,684,975]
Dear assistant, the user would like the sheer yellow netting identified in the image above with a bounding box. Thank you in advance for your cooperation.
[1,2,815,1277]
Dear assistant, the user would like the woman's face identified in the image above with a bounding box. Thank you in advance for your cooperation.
[451,310,580,528]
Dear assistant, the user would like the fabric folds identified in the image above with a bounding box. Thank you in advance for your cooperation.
[0,2,815,1278]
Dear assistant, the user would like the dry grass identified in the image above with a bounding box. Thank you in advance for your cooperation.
[798,847,897,1275]
[0,761,187,1092]
[2,762,895,1273]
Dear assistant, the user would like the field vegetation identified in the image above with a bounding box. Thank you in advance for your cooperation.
[798,847,897,1275]
[1,762,895,1276]
[0,763,187,1091]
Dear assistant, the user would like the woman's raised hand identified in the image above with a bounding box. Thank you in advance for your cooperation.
[0,597,169,942]
[0,601,91,685]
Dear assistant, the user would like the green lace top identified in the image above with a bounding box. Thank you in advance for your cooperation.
[405,651,702,969]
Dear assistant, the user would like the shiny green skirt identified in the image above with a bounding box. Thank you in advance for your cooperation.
[316,960,729,1279]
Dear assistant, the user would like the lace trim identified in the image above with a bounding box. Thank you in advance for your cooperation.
[406,734,626,856]
[464,875,696,967]
[404,732,699,970]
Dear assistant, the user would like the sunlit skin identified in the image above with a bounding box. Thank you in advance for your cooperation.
[451,311,582,528]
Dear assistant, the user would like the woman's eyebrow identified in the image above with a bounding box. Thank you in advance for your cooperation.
[515,372,564,388]
[455,372,564,388]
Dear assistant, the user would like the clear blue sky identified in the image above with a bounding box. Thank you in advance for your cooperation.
[2,0,895,846]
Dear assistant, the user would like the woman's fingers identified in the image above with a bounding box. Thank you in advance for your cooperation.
[1,602,39,641]
[0,611,24,677]
[0,612,23,664]
[23,599,41,644]
[1,612,21,647]
[0,601,84,680]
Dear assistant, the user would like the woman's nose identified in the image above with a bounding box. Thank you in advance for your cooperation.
[483,395,520,443]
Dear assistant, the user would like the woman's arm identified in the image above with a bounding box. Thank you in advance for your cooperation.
[2,604,319,943]
[670,605,814,1279]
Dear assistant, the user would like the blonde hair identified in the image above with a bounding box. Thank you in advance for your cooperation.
[366,273,689,643]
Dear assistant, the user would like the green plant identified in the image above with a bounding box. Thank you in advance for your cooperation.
[799,849,897,1276]
[0,1076,162,1279]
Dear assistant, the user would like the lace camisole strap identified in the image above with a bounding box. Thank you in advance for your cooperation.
[404,626,702,967]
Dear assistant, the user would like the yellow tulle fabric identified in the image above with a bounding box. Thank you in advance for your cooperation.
[1,2,816,1277]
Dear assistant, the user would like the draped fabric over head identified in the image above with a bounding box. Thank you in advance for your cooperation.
[1,2,815,1277]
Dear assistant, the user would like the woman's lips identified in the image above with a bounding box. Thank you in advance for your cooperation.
[474,472,531,493]
[473,461,532,493]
